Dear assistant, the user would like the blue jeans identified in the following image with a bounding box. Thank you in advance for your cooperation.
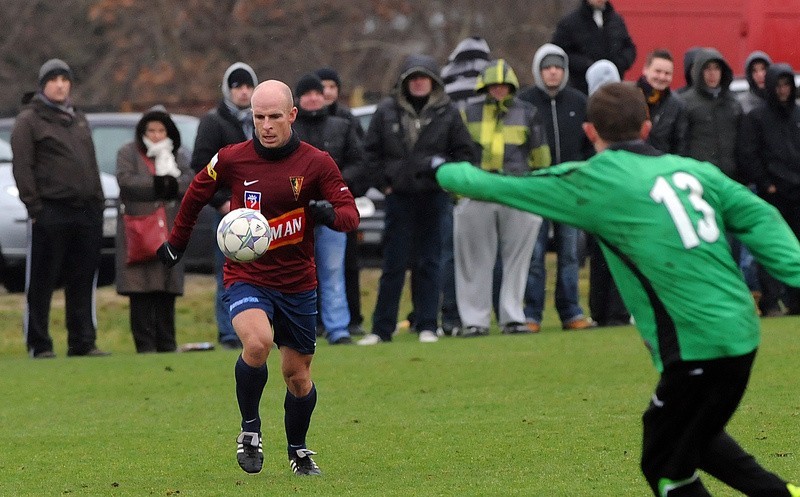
[524,220,584,324]
[372,191,447,339]
[314,225,350,343]
[214,211,238,345]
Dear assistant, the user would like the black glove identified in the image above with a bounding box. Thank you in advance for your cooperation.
[416,155,447,179]
[308,199,336,228]
[156,241,183,268]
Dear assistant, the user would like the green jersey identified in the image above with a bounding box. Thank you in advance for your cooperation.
[437,143,800,371]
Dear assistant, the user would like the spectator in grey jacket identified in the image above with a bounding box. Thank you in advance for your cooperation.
[681,48,743,180]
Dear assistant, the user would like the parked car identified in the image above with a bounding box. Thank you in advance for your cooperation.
[0,112,214,293]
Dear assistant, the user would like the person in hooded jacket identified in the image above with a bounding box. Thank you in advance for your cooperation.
[681,48,743,181]
[191,62,258,349]
[738,63,800,315]
[357,54,476,345]
[115,108,194,353]
[737,51,772,115]
[676,46,703,95]
[451,59,551,337]
[517,43,595,332]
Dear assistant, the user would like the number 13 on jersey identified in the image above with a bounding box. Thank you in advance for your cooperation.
[650,172,721,249]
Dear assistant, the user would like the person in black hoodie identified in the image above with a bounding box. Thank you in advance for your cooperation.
[191,62,258,349]
[738,63,800,315]
[357,54,476,345]
[737,51,772,115]
[551,0,636,95]
[292,73,365,345]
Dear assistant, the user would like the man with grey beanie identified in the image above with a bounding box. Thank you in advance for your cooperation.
[11,58,109,358]
[191,61,258,349]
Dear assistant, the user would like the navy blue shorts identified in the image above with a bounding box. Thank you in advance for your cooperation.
[223,282,317,355]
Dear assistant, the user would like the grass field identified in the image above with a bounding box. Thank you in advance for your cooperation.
[0,267,798,496]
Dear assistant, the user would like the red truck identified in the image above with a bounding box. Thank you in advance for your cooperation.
[612,0,800,85]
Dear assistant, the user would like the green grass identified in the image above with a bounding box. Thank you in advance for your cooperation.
[0,267,798,496]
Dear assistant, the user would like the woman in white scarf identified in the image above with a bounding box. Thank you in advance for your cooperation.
[115,107,193,353]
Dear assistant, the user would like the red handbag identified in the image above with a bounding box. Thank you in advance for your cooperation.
[123,205,168,264]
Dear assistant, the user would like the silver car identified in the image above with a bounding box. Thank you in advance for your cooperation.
[0,113,212,293]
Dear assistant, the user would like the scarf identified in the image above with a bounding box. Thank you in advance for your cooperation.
[636,75,668,109]
[225,100,254,139]
[143,137,180,177]
[253,129,301,161]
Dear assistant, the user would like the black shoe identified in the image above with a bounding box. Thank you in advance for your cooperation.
[32,350,56,359]
[502,323,531,335]
[347,324,366,336]
[236,431,263,474]
[330,336,353,345]
[453,326,489,337]
[289,448,321,476]
[67,348,111,357]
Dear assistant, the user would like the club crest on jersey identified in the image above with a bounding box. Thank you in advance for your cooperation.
[290,176,304,201]
[244,191,261,210]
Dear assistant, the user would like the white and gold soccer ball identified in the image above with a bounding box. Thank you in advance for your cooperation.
[216,208,271,262]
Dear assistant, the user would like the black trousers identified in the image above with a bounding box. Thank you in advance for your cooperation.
[641,351,790,496]
[587,237,629,326]
[129,292,177,353]
[25,202,102,356]
[344,230,362,327]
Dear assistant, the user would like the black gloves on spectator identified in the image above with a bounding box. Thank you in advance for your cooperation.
[157,241,183,268]
[416,155,447,179]
[308,199,336,228]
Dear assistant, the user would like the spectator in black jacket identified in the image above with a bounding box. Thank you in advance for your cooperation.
[551,0,636,95]
[357,54,476,345]
[292,73,365,345]
[636,49,688,155]
[314,66,367,336]
[191,62,258,349]
[738,63,800,315]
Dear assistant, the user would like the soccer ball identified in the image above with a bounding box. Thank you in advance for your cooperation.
[216,208,271,262]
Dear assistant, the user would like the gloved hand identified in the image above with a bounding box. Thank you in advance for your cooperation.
[156,241,183,268]
[416,155,447,179]
[308,199,336,228]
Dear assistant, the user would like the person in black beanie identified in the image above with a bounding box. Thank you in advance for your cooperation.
[314,66,369,337]
[293,73,365,345]
[11,58,109,358]
[191,62,259,349]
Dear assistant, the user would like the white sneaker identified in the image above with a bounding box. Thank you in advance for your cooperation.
[357,333,383,346]
[418,330,439,343]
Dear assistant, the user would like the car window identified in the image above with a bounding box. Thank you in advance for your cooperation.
[92,126,136,175]
[0,138,11,162]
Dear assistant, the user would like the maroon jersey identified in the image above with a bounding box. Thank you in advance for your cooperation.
[169,139,359,292]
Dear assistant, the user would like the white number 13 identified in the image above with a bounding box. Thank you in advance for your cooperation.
[650,172,720,249]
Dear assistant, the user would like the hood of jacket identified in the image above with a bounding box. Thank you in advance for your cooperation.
[476,59,520,94]
[532,43,569,94]
[691,48,733,95]
[394,54,450,110]
[764,63,797,114]
[744,50,772,96]
[221,62,258,102]
[586,59,620,96]
[682,46,703,87]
